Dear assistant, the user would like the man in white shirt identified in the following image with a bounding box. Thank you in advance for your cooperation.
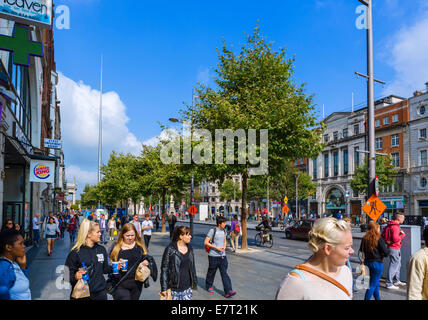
[141,214,154,249]
[131,214,142,238]
[32,213,42,247]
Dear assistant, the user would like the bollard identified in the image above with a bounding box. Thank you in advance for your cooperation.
[382,225,421,282]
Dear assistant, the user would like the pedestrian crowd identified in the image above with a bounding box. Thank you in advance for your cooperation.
[1,208,427,301]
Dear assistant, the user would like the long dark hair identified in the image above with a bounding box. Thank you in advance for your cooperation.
[172,226,191,243]
[362,221,380,253]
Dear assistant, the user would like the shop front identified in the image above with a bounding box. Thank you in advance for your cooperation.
[379,196,405,220]
[417,200,428,217]
[325,188,346,217]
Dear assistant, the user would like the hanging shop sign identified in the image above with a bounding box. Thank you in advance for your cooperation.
[0,0,53,28]
[30,159,55,183]
[0,25,43,66]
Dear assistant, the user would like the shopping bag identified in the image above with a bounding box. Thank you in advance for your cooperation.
[135,263,151,282]
[71,279,90,299]
[159,289,172,300]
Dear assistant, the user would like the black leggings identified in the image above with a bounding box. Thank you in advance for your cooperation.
[112,282,142,300]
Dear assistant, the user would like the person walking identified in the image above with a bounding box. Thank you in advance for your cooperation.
[141,214,154,249]
[0,229,31,300]
[382,212,406,290]
[161,226,197,300]
[108,216,117,241]
[1,220,15,232]
[230,215,241,253]
[44,217,60,256]
[406,226,428,300]
[359,221,390,300]
[130,214,142,238]
[204,216,236,298]
[64,219,112,300]
[67,214,79,245]
[167,213,177,238]
[99,214,108,244]
[276,218,354,300]
[154,214,160,232]
[109,223,151,300]
[32,213,42,247]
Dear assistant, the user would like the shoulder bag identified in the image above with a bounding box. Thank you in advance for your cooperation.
[205,228,217,253]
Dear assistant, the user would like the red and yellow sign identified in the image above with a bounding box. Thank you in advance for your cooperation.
[362,195,386,222]
[34,164,51,180]
[282,205,289,214]
[187,205,198,216]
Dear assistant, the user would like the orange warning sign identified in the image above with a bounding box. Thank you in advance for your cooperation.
[187,205,198,216]
[362,195,386,222]
[282,205,289,214]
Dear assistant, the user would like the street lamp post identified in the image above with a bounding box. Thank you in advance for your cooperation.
[296,174,299,220]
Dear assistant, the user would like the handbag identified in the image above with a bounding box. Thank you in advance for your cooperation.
[295,264,351,297]
[159,288,172,300]
[135,263,151,282]
[71,279,90,299]
[113,230,118,236]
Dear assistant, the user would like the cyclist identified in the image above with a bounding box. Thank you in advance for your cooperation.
[257,216,272,242]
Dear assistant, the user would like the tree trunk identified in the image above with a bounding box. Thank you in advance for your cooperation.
[241,172,248,250]
[162,190,167,233]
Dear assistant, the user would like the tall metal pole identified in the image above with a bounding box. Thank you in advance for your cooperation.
[296,174,299,220]
[190,88,195,236]
[366,0,376,199]
[98,55,103,209]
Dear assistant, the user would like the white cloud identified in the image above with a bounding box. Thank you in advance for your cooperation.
[382,10,428,97]
[57,72,143,197]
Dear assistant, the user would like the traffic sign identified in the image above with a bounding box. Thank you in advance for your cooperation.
[284,196,288,204]
[282,205,289,214]
[362,195,386,222]
[187,205,198,216]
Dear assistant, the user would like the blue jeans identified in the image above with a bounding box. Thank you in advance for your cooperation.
[100,229,107,243]
[33,229,40,245]
[206,256,233,295]
[365,261,383,300]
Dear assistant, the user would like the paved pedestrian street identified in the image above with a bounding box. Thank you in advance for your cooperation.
[26,221,407,300]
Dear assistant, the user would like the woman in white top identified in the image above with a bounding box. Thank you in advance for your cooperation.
[276,218,354,300]
[108,217,117,241]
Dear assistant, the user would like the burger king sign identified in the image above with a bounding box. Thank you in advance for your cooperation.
[30,160,55,183]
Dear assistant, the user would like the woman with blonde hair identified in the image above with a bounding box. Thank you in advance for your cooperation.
[276,218,354,300]
[108,223,151,300]
[359,221,389,300]
[64,219,112,300]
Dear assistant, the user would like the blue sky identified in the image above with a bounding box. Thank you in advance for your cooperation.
[53,0,428,198]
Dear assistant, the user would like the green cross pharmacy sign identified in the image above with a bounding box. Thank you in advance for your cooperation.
[0,25,43,66]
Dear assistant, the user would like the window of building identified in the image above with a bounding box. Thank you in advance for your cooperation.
[343,128,348,138]
[391,134,399,147]
[393,114,399,122]
[324,154,329,178]
[295,159,298,166]
[324,134,329,143]
[419,105,426,116]
[354,147,360,168]
[394,176,403,192]
[384,117,389,125]
[300,158,304,165]
[392,152,400,167]
[343,149,348,175]
[354,124,360,135]
[421,177,427,188]
[375,119,381,127]
[376,137,383,150]
[313,158,317,179]
[420,129,427,139]
[333,131,338,141]
[333,152,339,176]
[212,187,215,193]
[420,150,428,166]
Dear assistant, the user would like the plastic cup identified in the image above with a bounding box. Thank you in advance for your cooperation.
[112,262,119,274]
[121,259,128,272]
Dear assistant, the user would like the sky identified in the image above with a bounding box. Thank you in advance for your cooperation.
[53,0,428,199]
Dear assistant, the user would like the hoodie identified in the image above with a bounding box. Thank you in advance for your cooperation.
[382,220,405,250]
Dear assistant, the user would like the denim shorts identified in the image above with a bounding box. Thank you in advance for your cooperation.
[46,234,57,239]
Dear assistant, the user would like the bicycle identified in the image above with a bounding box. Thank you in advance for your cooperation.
[254,226,273,248]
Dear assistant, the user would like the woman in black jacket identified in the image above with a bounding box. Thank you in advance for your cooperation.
[161,226,197,300]
[65,219,112,300]
[359,221,390,300]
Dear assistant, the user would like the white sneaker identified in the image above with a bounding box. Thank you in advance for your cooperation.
[394,281,406,286]
[386,285,399,290]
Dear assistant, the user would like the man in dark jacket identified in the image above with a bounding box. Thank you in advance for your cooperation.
[167,214,177,238]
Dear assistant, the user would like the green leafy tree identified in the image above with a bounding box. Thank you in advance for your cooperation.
[80,184,99,209]
[219,179,242,215]
[179,27,324,249]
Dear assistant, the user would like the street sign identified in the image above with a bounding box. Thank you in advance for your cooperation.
[0,0,53,29]
[44,139,62,149]
[362,195,386,222]
[282,205,289,214]
[284,196,288,204]
[187,205,198,216]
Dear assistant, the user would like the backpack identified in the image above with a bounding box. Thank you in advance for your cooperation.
[205,228,217,253]
[234,222,241,233]
[381,225,393,245]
